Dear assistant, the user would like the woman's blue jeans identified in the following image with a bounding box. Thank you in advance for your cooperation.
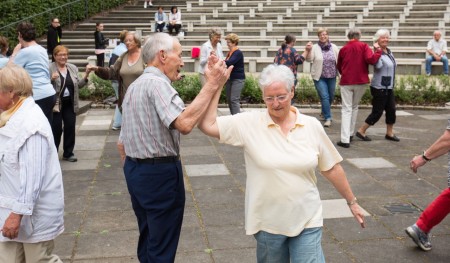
[112,81,122,128]
[254,227,325,263]
[314,77,336,121]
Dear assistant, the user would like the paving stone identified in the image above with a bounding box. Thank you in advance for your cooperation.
[364,167,418,181]
[73,150,103,160]
[212,248,256,263]
[62,169,96,182]
[106,134,119,143]
[88,192,133,212]
[185,164,230,177]
[205,225,256,250]
[61,159,99,170]
[347,157,396,169]
[53,234,76,261]
[175,251,212,263]
[82,119,113,126]
[199,205,245,227]
[188,175,237,190]
[73,230,138,260]
[76,130,109,136]
[419,114,450,120]
[182,154,224,165]
[383,178,442,196]
[324,217,395,241]
[322,199,371,219]
[396,110,414,116]
[79,124,111,130]
[65,195,88,214]
[193,188,245,208]
[90,179,128,194]
[321,242,355,263]
[181,146,216,156]
[86,109,114,116]
[63,212,84,234]
[74,136,107,150]
[181,137,214,147]
[82,210,137,232]
[341,239,429,263]
[63,180,94,197]
[177,225,208,253]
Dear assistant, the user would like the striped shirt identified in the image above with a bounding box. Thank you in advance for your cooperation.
[119,67,185,158]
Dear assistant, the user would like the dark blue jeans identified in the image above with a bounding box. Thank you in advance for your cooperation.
[124,157,185,263]
[313,77,336,121]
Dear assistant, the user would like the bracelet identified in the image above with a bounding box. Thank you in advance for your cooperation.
[421,151,431,162]
[347,197,358,206]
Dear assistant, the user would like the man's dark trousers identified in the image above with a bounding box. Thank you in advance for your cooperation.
[124,158,185,263]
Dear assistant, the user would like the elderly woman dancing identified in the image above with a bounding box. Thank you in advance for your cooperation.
[0,65,64,262]
[356,29,400,142]
[198,64,365,263]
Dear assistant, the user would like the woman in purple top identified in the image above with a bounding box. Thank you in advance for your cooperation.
[306,28,340,127]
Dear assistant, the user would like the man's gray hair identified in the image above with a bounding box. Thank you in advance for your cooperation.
[347,27,361,40]
[142,33,176,63]
[373,29,390,42]
[258,64,295,93]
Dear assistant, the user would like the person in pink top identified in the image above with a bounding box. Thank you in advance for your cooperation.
[336,28,382,148]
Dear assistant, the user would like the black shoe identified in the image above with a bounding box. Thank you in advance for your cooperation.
[385,134,400,142]
[63,155,78,162]
[350,136,353,142]
[356,131,372,141]
[337,141,350,148]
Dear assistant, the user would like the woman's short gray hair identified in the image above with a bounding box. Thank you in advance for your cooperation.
[126,31,142,48]
[347,27,361,40]
[258,64,295,93]
[208,27,222,40]
[373,29,390,42]
[142,33,175,64]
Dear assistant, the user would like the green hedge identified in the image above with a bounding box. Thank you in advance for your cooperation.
[0,0,128,46]
[83,73,450,107]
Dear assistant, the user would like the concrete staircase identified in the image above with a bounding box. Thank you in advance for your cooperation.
[40,0,450,75]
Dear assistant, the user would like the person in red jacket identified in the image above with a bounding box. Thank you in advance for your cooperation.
[336,28,382,148]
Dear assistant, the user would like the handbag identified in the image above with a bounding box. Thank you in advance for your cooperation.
[53,72,67,113]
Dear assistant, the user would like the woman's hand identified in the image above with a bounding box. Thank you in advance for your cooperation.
[349,203,366,228]
[410,155,426,173]
[51,72,59,81]
[1,213,23,239]
[86,65,98,74]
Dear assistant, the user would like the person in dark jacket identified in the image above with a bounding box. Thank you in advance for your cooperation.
[94,23,108,67]
[47,17,62,62]
[224,33,245,115]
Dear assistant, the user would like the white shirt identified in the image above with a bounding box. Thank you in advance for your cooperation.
[198,40,224,74]
[217,108,342,236]
[427,38,448,55]
[0,97,64,243]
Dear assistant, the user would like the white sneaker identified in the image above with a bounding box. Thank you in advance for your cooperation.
[144,1,147,8]
[149,2,153,6]
[324,120,332,127]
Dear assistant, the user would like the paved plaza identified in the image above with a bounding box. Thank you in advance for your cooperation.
[53,104,450,263]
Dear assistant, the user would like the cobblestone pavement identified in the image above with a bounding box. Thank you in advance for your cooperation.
[54,106,450,263]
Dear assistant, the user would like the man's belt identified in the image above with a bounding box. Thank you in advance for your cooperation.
[127,156,180,164]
